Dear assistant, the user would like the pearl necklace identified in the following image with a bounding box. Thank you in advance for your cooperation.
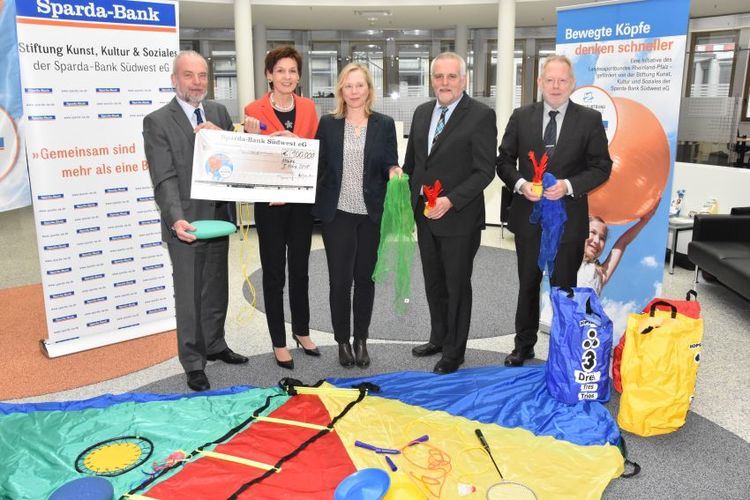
[270,93,295,112]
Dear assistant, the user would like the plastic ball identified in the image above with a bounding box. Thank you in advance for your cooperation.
[49,477,114,500]
[588,96,670,225]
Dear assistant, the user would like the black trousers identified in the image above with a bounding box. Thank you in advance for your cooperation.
[255,202,313,348]
[322,210,380,344]
[416,218,481,362]
[513,228,584,351]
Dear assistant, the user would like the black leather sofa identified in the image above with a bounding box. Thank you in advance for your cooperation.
[688,207,750,301]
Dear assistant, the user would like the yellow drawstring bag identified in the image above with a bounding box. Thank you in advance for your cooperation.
[617,301,704,437]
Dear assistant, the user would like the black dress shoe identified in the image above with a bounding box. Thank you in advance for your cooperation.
[504,348,536,367]
[186,370,210,392]
[412,342,442,357]
[353,338,370,368]
[207,348,248,364]
[293,334,321,357]
[338,342,355,368]
[433,357,463,375]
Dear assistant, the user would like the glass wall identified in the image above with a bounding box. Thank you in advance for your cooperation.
[677,29,749,168]
[182,19,750,169]
[686,31,738,97]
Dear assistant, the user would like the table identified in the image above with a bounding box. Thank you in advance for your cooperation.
[668,217,694,274]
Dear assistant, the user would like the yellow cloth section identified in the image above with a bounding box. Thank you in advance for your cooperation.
[317,382,624,499]
[618,310,704,436]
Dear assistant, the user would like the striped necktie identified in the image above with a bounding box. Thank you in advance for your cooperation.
[194,108,203,125]
[432,106,448,144]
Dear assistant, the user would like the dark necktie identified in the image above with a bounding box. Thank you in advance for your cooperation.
[194,108,203,125]
[432,106,448,144]
[544,110,559,155]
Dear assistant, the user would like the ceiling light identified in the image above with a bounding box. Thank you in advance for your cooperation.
[354,10,392,17]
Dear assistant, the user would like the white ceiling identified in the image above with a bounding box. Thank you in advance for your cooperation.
[178,0,750,31]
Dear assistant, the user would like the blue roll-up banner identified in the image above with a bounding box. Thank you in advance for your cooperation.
[0,0,31,212]
[541,0,690,342]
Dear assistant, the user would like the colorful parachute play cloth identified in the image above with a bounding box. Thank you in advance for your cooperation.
[0,367,623,499]
[330,364,620,446]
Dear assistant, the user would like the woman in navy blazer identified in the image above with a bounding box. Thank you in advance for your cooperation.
[313,63,401,368]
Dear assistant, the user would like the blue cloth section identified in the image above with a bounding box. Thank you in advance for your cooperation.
[329,364,620,446]
[529,172,567,277]
[0,385,255,415]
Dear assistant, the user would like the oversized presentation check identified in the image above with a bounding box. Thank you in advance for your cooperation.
[191,129,319,203]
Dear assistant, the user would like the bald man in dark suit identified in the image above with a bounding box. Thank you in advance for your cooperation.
[143,51,247,392]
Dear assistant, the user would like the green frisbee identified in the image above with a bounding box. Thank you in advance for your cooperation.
[187,220,237,239]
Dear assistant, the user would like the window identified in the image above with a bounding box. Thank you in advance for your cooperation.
[310,42,339,97]
[487,40,524,108]
[535,39,556,102]
[210,45,237,103]
[397,43,430,97]
[351,42,385,97]
[687,31,739,97]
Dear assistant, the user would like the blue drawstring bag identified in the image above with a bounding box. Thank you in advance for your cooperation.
[546,287,613,404]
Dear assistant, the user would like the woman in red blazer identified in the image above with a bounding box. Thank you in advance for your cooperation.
[244,46,319,370]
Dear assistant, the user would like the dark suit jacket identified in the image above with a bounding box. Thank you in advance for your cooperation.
[403,93,496,236]
[496,100,612,242]
[312,112,398,224]
[143,97,234,242]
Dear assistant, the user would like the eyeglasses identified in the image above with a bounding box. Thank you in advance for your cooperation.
[542,78,571,86]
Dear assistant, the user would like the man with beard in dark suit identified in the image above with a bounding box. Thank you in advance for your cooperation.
[496,55,612,367]
[143,51,247,391]
[404,52,497,374]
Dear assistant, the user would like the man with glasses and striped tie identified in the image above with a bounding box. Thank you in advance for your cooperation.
[496,55,612,367]
[143,50,247,392]
[403,52,497,374]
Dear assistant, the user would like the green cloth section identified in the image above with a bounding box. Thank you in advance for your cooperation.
[0,388,287,499]
[372,174,417,314]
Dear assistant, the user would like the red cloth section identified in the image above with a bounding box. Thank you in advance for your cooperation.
[146,394,357,499]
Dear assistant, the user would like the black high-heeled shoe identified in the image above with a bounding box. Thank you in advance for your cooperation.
[273,348,294,370]
[293,334,321,357]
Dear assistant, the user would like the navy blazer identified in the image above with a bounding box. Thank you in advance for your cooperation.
[496,100,612,242]
[312,111,398,224]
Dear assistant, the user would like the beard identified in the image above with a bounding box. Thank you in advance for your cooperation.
[175,87,207,106]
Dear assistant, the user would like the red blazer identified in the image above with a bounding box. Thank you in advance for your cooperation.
[244,92,318,139]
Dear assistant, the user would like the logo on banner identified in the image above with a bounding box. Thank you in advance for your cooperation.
[0,107,20,182]
[571,86,618,143]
